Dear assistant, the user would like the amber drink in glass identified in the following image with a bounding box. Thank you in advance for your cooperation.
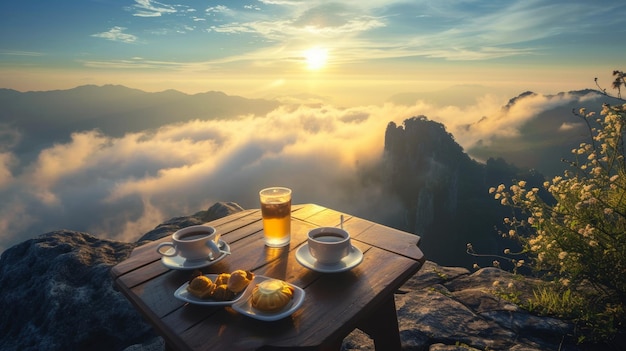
[259,187,292,247]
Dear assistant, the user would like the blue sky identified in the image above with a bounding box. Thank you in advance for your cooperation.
[1,0,625,104]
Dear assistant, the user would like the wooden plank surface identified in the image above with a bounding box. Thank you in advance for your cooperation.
[111,204,425,351]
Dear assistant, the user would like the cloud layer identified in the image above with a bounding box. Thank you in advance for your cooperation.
[0,91,610,252]
[0,102,406,251]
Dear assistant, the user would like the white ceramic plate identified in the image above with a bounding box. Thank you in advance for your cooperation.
[231,275,305,321]
[161,240,230,270]
[174,273,247,306]
[295,244,363,273]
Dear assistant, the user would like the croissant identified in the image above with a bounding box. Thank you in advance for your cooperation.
[227,270,254,293]
[214,273,230,286]
[251,279,294,312]
[187,275,215,299]
[211,284,235,301]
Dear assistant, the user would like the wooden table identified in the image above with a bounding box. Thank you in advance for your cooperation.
[111,204,425,351]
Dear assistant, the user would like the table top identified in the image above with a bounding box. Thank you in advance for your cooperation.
[111,204,425,351]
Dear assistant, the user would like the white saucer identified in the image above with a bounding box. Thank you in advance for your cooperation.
[295,243,363,273]
[161,241,230,270]
[174,274,246,306]
[231,275,305,321]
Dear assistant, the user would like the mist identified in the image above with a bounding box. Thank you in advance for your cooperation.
[0,89,609,252]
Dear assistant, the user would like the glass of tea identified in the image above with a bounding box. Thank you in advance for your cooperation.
[259,187,292,247]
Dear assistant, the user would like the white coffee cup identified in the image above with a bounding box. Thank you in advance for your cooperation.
[156,225,221,261]
[307,227,352,265]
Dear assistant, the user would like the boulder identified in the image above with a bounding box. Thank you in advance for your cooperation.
[0,202,243,351]
[0,230,153,351]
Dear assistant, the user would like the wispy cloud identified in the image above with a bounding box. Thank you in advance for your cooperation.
[0,50,44,57]
[91,26,138,44]
[80,57,217,72]
[205,5,231,15]
[132,0,178,17]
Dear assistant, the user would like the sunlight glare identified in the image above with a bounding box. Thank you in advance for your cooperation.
[304,47,328,70]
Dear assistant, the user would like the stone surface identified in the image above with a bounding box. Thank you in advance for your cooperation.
[0,203,618,350]
[0,202,243,351]
[137,201,244,242]
[0,230,153,351]
[388,262,578,351]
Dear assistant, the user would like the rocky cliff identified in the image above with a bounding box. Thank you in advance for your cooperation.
[2,202,617,351]
[381,116,541,269]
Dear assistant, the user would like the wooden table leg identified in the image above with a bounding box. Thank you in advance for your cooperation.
[356,295,401,350]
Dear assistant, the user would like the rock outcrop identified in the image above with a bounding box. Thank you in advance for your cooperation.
[0,202,243,351]
[382,117,530,268]
[0,202,618,350]
[0,231,152,351]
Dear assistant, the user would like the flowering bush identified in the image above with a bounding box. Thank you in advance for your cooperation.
[485,99,626,341]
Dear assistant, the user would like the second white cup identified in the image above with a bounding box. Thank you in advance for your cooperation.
[307,227,351,265]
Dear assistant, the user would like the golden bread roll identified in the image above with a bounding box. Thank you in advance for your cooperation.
[214,273,230,286]
[186,276,215,299]
[251,279,294,312]
[211,284,235,301]
[227,270,254,293]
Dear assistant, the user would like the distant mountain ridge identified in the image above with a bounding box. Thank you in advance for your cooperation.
[467,89,623,176]
[0,85,279,157]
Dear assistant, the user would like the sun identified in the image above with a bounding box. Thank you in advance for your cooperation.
[303,47,328,70]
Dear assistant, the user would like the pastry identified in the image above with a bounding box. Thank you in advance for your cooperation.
[251,279,294,312]
[211,284,235,301]
[214,273,230,286]
[186,275,215,299]
[188,269,202,283]
[227,270,254,293]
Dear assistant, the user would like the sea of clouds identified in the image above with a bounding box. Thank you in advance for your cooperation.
[0,91,605,252]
